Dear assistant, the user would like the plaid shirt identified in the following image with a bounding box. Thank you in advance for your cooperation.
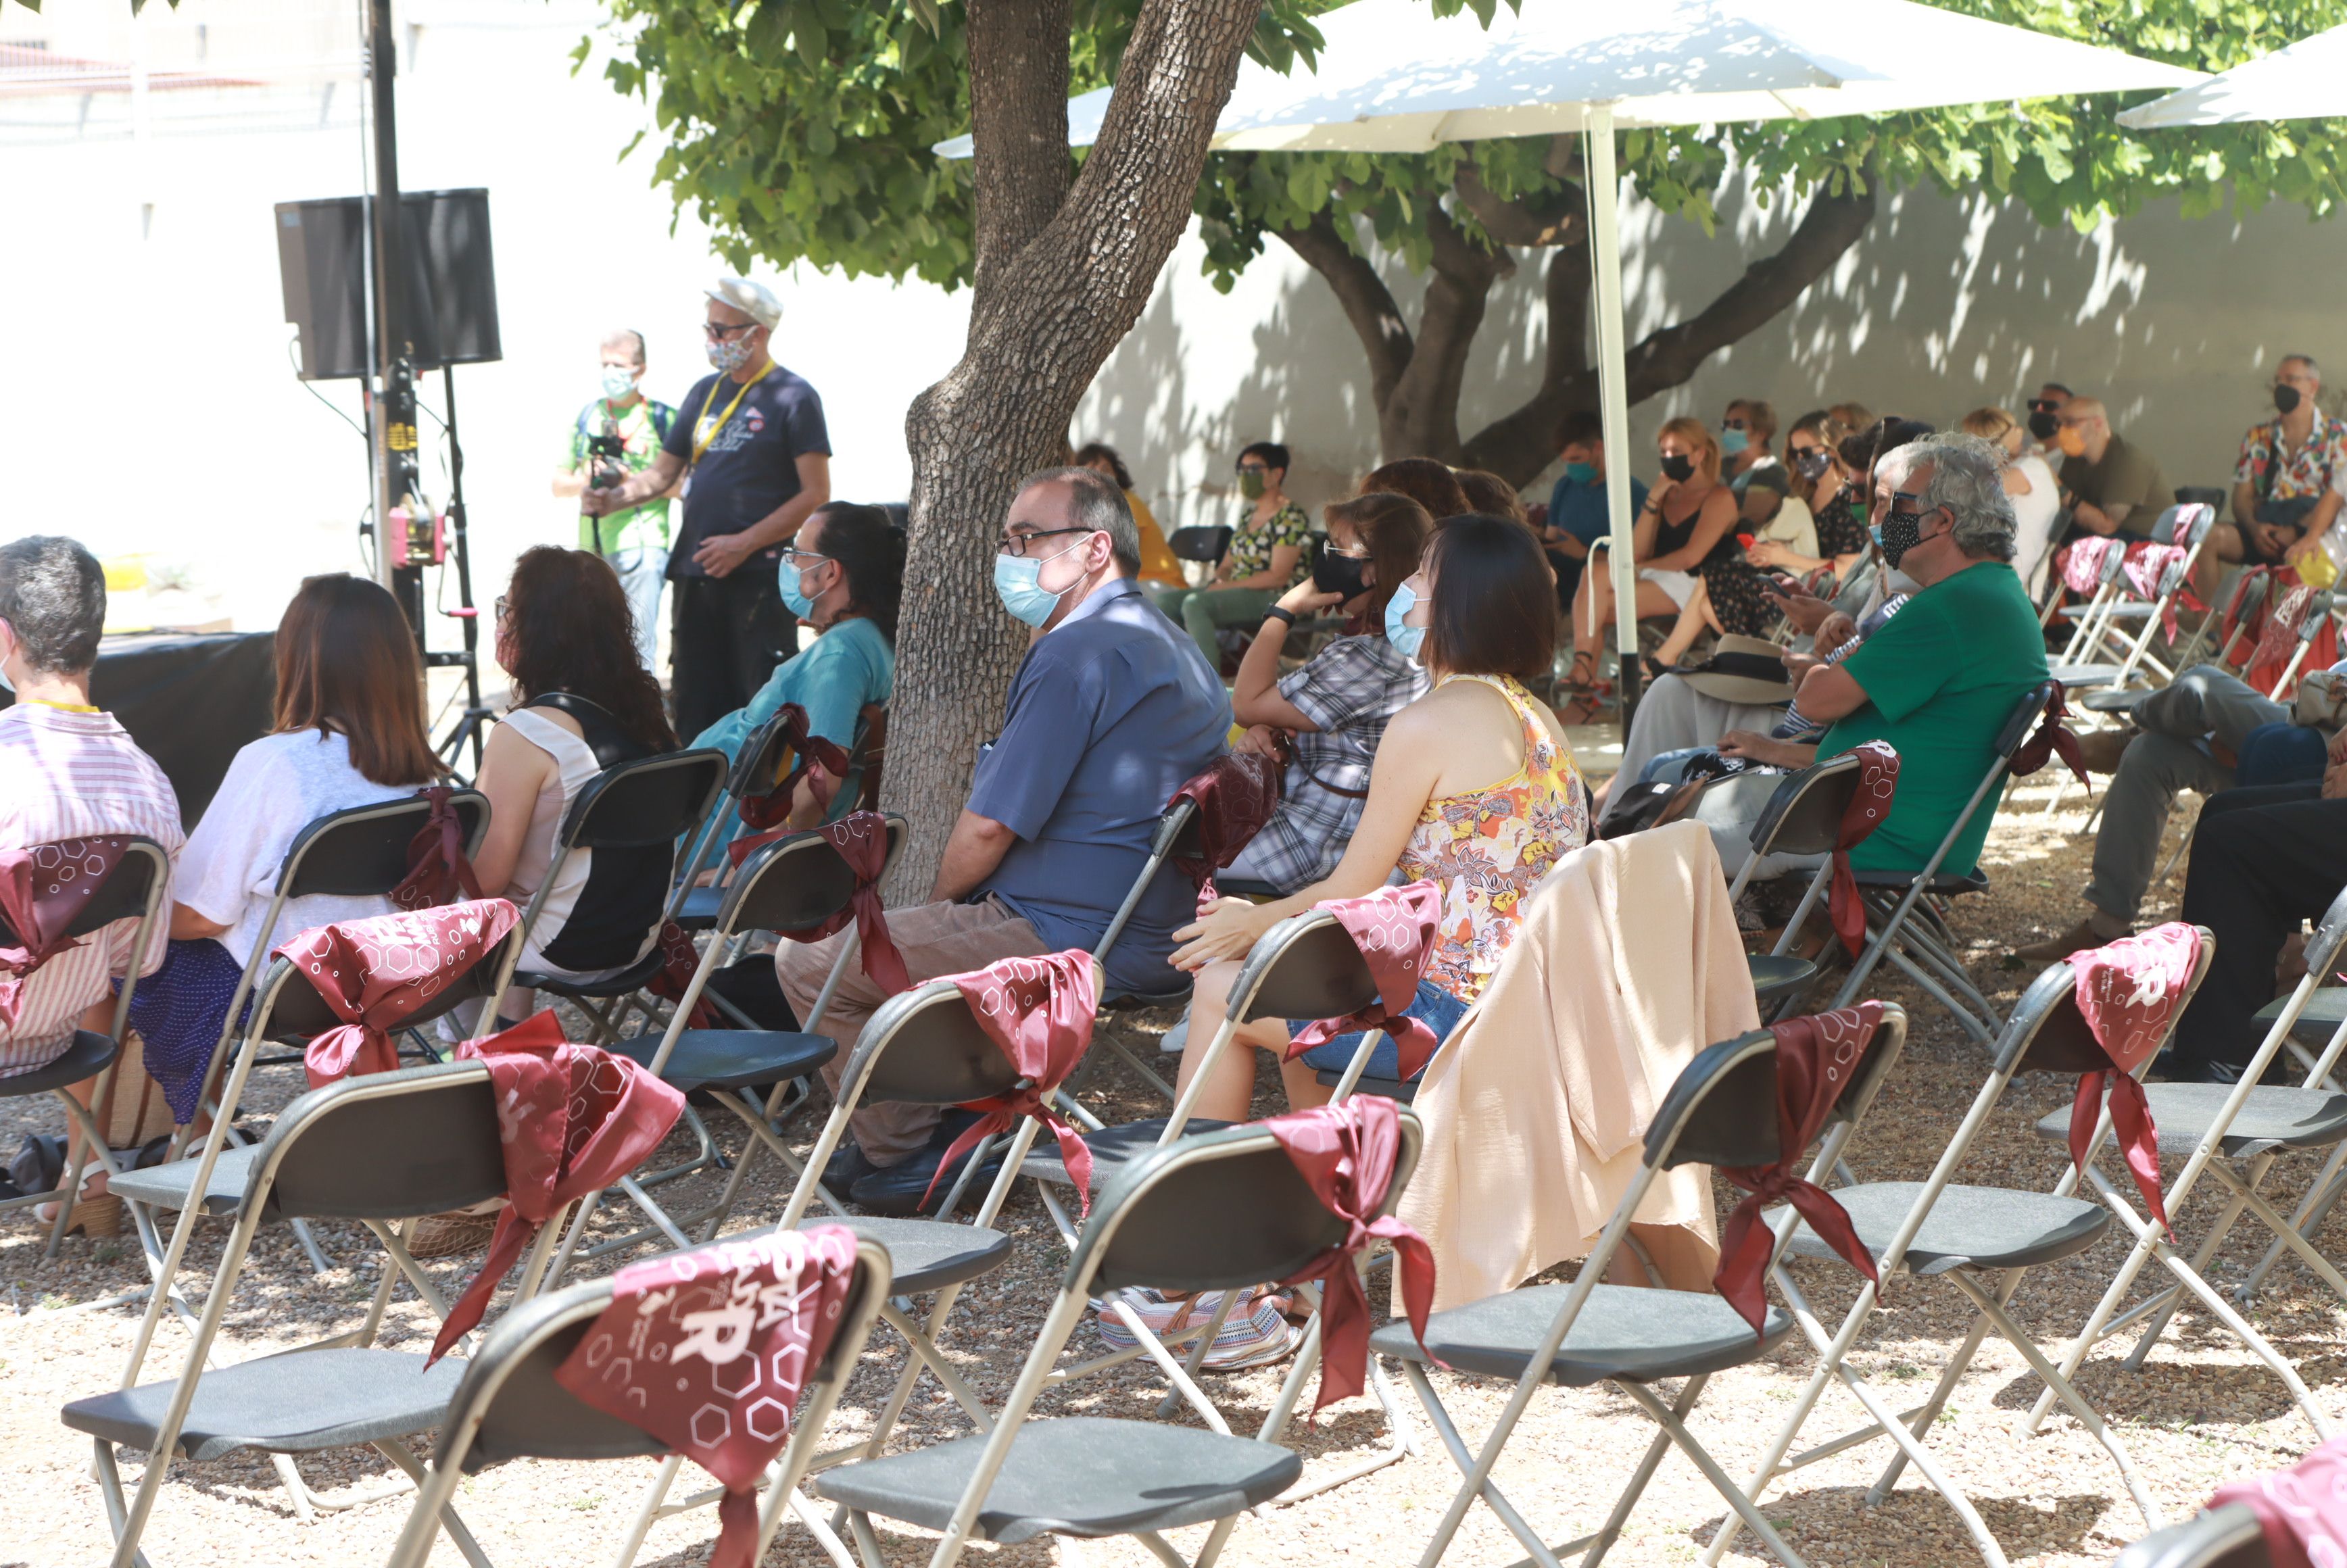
[1244,634,1430,892]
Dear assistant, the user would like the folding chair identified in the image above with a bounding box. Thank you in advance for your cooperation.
[2112,1506,2267,1568]
[0,835,171,1263]
[1708,952,2212,1568]
[2049,505,2217,693]
[381,1231,893,1568]
[812,1112,1424,1568]
[2047,535,2137,680]
[541,815,906,1271]
[1168,524,1235,571]
[62,1058,560,1568]
[671,705,887,934]
[1390,1007,1909,1568]
[1716,751,1879,1014]
[1830,681,2060,1044]
[2022,887,2347,1447]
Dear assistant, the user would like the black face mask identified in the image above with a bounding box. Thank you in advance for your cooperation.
[2276,383,2304,416]
[1879,495,1930,568]
[2027,409,2060,441]
[1793,447,1832,481]
[1313,548,1370,599]
[1660,452,1697,483]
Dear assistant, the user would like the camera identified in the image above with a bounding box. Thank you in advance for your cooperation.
[584,431,627,490]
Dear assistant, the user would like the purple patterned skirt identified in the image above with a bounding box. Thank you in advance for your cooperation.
[119,939,249,1125]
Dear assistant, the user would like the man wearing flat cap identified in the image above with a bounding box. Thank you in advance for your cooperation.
[585,276,833,739]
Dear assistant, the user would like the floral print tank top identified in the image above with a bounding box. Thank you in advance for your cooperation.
[1399,673,1587,1002]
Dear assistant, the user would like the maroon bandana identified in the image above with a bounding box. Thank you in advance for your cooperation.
[1284,882,1445,1082]
[1714,1003,1885,1336]
[555,1225,860,1568]
[1261,1097,1440,1419]
[1167,752,1282,910]
[281,898,521,1087]
[0,837,133,1029]
[735,703,851,834]
[429,1010,686,1361]
[2008,686,2089,791]
[2209,1436,2347,1568]
[752,811,910,996]
[388,786,483,913]
[2066,923,2201,1239]
[931,951,1098,1212]
[1822,742,1900,958]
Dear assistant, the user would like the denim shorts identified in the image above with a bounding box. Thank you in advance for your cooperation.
[1290,978,1472,1081]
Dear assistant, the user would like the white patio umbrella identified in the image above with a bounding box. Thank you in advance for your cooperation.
[940,0,2200,728]
[2119,22,2347,127]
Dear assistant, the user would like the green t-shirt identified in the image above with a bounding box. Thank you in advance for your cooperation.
[1818,560,2048,878]
[568,396,677,554]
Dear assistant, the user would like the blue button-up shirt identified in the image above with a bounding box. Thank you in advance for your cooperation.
[967,577,1231,994]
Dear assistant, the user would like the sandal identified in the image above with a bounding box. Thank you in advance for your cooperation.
[1559,649,1603,694]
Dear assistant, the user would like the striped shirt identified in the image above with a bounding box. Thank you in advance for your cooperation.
[0,704,184,1077]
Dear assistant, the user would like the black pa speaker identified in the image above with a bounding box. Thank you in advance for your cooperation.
[275,188,502,381]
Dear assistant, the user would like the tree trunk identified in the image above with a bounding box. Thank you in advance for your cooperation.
[881,0,1263,901]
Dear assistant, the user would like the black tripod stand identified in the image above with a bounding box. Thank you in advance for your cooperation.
[425,364,498,778]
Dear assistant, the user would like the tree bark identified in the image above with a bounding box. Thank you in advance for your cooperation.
[881,0,1262,900]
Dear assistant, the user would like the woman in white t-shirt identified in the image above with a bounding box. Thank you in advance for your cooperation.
[128,574,445,1123]
[1964,406,2061,595]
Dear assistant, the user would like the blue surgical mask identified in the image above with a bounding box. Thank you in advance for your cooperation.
[992,541,1082,628]
[600,365,637,401]
[1563,460,1597,485]
[1720,427,1750,456]
[779,556,826,620]
[1384,581,1426,661]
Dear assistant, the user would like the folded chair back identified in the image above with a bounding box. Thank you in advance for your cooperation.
[1653,1007,1912,1173]
[245,1058,507,1221]
[1169,524,1234,564]
[0,835,172,946]
[249,922,527,1045]
[2154,504,2217,554]
[723,813,907,935]
[1227,909,1380,1023]
[557,748,727,851]
[2113,1506,2268,1568]
[845,977,1030,1108]
[1745,752,1866,861]
[286,791,490,898]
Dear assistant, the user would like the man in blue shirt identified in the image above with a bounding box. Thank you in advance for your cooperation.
[777,466,1230,1208]
[1543,411,1647,611]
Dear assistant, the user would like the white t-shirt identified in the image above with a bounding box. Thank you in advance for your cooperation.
[175,729,412,966]
[2010,452,2062,595]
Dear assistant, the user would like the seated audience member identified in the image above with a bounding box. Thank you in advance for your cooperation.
[2026,383,2072,461]
[2016,662,2334,960]
[1566,418,1741,706]
[469,547,681,1019]
[1153,440,1311,671]
[2057,396,2169,541]
[1722,398,1784,492]
[132,574,443,1124]
[1710,435,2048,881]
[1543,411,1647,610]
[1074,441,1183,591]
[779,467,1229,1204]
[1748,408,1868,583]
[2203,356,2347,598]
[1455,468,1526,528]
[1361,457,1472,521]
[692,502,902,831]
[0,537,184,1219]
[1649,468,1820,670]
[1170,514,1585,1117]
[1960,406,2061,594]
[1225,492,1433,896]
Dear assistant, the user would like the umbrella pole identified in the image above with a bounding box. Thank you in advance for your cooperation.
[1587,105,1642,744]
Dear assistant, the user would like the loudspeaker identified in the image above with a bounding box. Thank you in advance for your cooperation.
[274,188,502,381]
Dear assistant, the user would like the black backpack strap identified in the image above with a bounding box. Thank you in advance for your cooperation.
[517,691,660,771]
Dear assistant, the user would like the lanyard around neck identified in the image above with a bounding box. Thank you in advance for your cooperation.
[691,362,772,467]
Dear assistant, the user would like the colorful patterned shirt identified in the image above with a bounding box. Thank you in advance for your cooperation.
[568,396,678,555]
[1224,499,1313,587]
[2235,412,2347,505]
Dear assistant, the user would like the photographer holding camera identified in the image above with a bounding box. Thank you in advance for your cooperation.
[553,328,677,674]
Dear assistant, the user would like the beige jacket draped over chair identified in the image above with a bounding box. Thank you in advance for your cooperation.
[1401,819,1758,1311]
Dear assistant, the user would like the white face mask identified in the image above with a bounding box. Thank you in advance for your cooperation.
[0,620,15,693]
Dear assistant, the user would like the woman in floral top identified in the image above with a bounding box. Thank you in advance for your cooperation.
[1168,514,1587,1118]
[1153,440,1313,672]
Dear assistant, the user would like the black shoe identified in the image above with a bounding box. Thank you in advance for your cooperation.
[824,1140,880,1199]
[850,1112,1009,1218]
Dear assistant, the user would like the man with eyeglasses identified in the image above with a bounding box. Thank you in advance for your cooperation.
[775,466,1230,1214]
[583,277,831,739]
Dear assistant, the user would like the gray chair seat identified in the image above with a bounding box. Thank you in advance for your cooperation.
[0,1029,116,1097]
[514,946,668,1001]
[1020,1118,1235,1187]
[111,1143,262,1217]
[2079,687,2149,713]
[840,1216,1013,1294]
[2252,985,2347,1050]
[1849,867,1990,896]
[607,1029,837,1092]
[1748,954,1817,1006]
[674,883,725,931]
[1369,1281,1791,1388]
[2048,663,2121,689]
[61,1347,464,1463]
[1781,1181,2108,1273]
[2035,1083,2347,1160]
[810,1415,1299,1543]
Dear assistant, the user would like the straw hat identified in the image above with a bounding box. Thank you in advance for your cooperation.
[1674,635,1795,706]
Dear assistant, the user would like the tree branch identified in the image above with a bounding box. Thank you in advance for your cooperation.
[1453,239,1590,483]
[1274,210,1414,413]
[1455,162,1583,249]
[965,0,1074,307]
[1382,203,1514,461]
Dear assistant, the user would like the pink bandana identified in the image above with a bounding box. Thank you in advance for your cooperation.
[555,1225,860,1568]
[2122,543,2194,641]
[2060,536,2123,597]
[1822,742,1900,958]
[282,898,521,1087]
[1284,882,1445,1081]
[934,950,1098,1212]
[2066,923,2202,1238]
[0,837,133,1029]
[429,1011,687,1360]
[2210,1435,2347,1568]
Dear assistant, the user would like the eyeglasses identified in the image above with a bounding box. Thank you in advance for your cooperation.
[2027,398,2062,413]
[996,526,1092,558]
[780,547,832,568]
[493,596,508,622]
[1722,417,1749,431]
[1236,463,1271,475]
[703,320,758,340]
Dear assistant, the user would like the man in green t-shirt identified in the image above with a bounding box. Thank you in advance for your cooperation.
[552,328,678,672]
[1799,435,2050,878]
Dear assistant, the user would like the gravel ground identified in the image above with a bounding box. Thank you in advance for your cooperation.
[7,769,2343,1568]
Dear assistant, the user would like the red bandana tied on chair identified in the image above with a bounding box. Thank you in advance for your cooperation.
[1284,881,1445,1081]
[1714,1002,1886,1336]
[733,702,852,839]
[758,810,910,996]
[2008,685,2090,791]
[555,1225,859,1568]
[2058,537,2122,597]
[0,837,132,1029]
[2250,579,2340,695]
[2121,544,2194,643]
[388,786,483,912]
[1822,743,1900,958]
[2209,1435,2347,1568]
[1167,752,1282,912]
[2066,922,2201,1240]
[429,1010,686,1360]
[928,950,1098,1212]
[284,898,521,1087]
[1261,1096,1441,1419]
